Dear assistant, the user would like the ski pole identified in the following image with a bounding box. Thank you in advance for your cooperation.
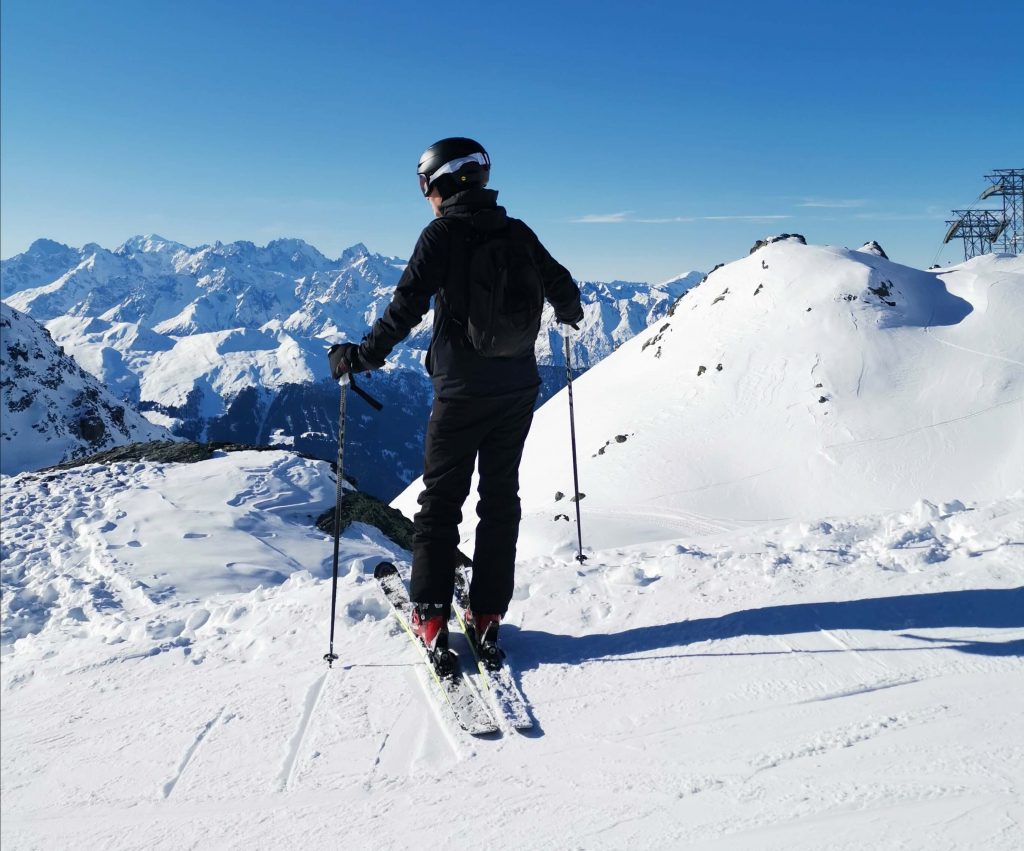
[324,374,349,667]
[349,374,383,411]
[564,334,587,564]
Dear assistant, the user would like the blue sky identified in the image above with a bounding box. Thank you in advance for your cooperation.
[2,0,1021,282]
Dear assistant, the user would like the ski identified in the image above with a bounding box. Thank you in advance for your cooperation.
[374,562,498,737]
[453,565,534,731]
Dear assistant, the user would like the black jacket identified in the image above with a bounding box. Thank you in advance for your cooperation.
[358,188,583,398]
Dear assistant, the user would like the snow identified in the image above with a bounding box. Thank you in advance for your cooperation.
[509,248,1023,525]
[1,451,1021,848]
[0,303,171,475]
[3,239,1023,848]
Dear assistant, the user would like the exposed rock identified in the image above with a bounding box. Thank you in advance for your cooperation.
[868,280,897,306]
[316,491,415,552]
[749,234,807,254]
[46,439,321,470]
[857,240,889,259]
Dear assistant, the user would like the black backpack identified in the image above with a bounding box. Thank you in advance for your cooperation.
[445,220,544,358]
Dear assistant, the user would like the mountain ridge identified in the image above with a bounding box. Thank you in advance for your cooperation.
[3,235,701,494]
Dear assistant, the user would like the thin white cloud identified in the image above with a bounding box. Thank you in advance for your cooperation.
[569,211,634,223]
[853,211,947,221]
[703,215,792,221]
[570,212,789,224]
[798,198,867,208]
[635,216,697,223]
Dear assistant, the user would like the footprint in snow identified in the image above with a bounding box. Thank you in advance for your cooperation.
[608,564,660,587]
[345,595,389,623]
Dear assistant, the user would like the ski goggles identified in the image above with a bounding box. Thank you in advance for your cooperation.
[418,152,490,196]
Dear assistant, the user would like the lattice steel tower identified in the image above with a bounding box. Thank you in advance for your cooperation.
[980,169,1023,254]
[943,211,1006,260]
[943,168,1023,260]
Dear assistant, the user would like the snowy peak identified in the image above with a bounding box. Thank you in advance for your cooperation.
[658,270,705,297]
[27,237,75,257]
[856,240,889,259]
[3,237,407,333]
[339,242,371,263]
[115,234,190,256]
[693,242,970,330]
[0,302,171,474]
[1,239,82,298]
[509,241,1024,525]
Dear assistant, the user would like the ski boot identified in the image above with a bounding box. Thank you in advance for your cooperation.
[464,610,504,671]
[411,603,455,678]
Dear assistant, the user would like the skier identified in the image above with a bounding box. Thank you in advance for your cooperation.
[329,137,583,657]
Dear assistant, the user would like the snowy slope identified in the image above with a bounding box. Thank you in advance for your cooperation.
[494,245,1022,533]
[0,302,170,474]
[1,451,1021,849]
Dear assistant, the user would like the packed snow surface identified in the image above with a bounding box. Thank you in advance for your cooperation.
[2,450,1022,849]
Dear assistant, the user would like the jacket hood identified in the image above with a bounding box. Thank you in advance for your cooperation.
[441,188,509,232]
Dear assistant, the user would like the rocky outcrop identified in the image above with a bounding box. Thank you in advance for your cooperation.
[1,303,170,475]
[856,240,889,259]
[749,234,807,254]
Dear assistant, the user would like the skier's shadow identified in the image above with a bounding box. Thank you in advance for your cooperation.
[507,586,1024,671]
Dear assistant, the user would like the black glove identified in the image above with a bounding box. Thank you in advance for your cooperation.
[328,343,364,380]
[557,305,584,331]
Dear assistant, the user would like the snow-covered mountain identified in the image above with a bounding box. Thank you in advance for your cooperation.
[0,302,170,474]
[2,235,700,496]
[395,240,1023,538]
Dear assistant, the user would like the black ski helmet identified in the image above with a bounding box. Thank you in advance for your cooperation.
[417,137,490,199]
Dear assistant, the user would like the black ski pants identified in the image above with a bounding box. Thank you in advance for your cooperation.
[410,388,538,616]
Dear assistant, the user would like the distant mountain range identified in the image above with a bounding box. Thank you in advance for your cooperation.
[2,235,701,496]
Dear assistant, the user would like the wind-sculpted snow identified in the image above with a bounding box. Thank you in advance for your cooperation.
[500,247,1024,524]
[0,303,170,474]
[1,446,1021,848]
[3,234,700,498]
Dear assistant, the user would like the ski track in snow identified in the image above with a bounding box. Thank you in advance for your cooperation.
[276,672,330,792]
[162,706,225,799]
